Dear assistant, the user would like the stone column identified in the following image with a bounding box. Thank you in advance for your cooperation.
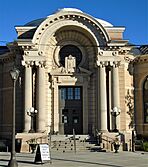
[112,62,120,130]
[36,61,46,132]
[99,62,108,132]
[23,61,33,132]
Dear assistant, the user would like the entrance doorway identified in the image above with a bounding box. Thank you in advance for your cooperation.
[59,86,83,134]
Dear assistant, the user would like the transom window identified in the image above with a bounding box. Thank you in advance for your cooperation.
[60,87,81,100]
[59,45,82,67]
[143,76,148,123]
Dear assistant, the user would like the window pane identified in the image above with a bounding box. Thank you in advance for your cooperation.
[146,116,148,123]
[73,116,79,124]
[75,88,80,99]
[61,88,66,100]
[62,116,68,123]
[144,80,148,90]
[68,88,73,99]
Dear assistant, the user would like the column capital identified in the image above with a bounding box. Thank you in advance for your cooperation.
[96,61,108,67]
[112,61,121,68]
[35,61,46,68]
[22,60,34,67]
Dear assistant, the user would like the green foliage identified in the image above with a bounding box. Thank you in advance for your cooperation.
[26,138,37,144]
[125,89,134,128]
[143,142,148,152]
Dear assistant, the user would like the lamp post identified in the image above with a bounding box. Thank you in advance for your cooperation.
[8,67,20,167]
[111,107,121,132]
[27,107,38,133]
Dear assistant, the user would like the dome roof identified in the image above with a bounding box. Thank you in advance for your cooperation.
[96,18,113,27]
[24,8,113,28]
[25,8,82,26]
[25,18,46,26]
[54,8,83,13]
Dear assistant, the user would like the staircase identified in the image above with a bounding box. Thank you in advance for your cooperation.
[16,131,133,153]
[16,133,106,153]
[49,135,105,153]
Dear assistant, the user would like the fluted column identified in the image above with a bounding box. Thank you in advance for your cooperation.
[36,61,46,132]
[112,62,120,130]
[99,63,108,132]
[23,61,33,132]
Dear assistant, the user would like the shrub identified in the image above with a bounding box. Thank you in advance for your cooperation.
[143,142,148,152]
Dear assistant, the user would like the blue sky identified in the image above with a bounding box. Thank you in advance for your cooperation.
[0,0,147,45]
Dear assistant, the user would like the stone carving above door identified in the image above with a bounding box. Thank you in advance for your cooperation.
[65,55,76,73]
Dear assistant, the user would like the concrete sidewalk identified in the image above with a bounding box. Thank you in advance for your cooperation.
[0,151,148,167]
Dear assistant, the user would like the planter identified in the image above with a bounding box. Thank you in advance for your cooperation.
[29,143,37,153]
[113,143,120,153]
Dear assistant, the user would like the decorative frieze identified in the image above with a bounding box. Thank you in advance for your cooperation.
[24,50,44,56]
[0,53,15,63]
[98,50,119,57]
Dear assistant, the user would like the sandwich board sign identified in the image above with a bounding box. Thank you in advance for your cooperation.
[34,143,50,163]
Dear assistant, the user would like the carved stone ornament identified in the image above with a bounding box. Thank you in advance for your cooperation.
[65,55,76,73]
[124,56,132,62]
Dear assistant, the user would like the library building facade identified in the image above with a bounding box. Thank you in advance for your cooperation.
[0,8,148,149]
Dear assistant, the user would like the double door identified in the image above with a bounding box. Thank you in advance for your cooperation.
[59,87,83,134]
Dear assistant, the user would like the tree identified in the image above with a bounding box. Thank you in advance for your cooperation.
[125,89,134,128]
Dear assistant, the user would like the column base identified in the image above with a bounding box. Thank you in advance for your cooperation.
[112,129,119,132]
[23,130,30,133]
[99,129,108,133]
[36,130,46,133]
[28,129,35,133]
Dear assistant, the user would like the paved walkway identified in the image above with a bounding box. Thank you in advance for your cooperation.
[0,151,148,167]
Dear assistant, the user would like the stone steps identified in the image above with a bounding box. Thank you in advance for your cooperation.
[50,137,88,152]
[49,135,106,153]
[16,133,120,153]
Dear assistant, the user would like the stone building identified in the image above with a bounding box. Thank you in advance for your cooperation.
[132,46,148,139]
[1,8,146,149]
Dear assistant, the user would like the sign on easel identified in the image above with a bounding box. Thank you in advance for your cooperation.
[34,144,50,163]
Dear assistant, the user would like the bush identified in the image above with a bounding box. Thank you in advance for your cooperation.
[135,140,144,151]
[143,142,148,152]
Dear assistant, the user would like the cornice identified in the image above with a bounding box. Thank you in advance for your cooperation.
[132,54,148,64]
[0,52,15,63]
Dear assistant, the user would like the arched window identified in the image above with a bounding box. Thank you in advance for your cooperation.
[59,45,82,67]
[143,76,148,123]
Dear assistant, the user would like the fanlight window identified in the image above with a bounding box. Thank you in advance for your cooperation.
[143,76,148,123]
[59,45,82,67]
